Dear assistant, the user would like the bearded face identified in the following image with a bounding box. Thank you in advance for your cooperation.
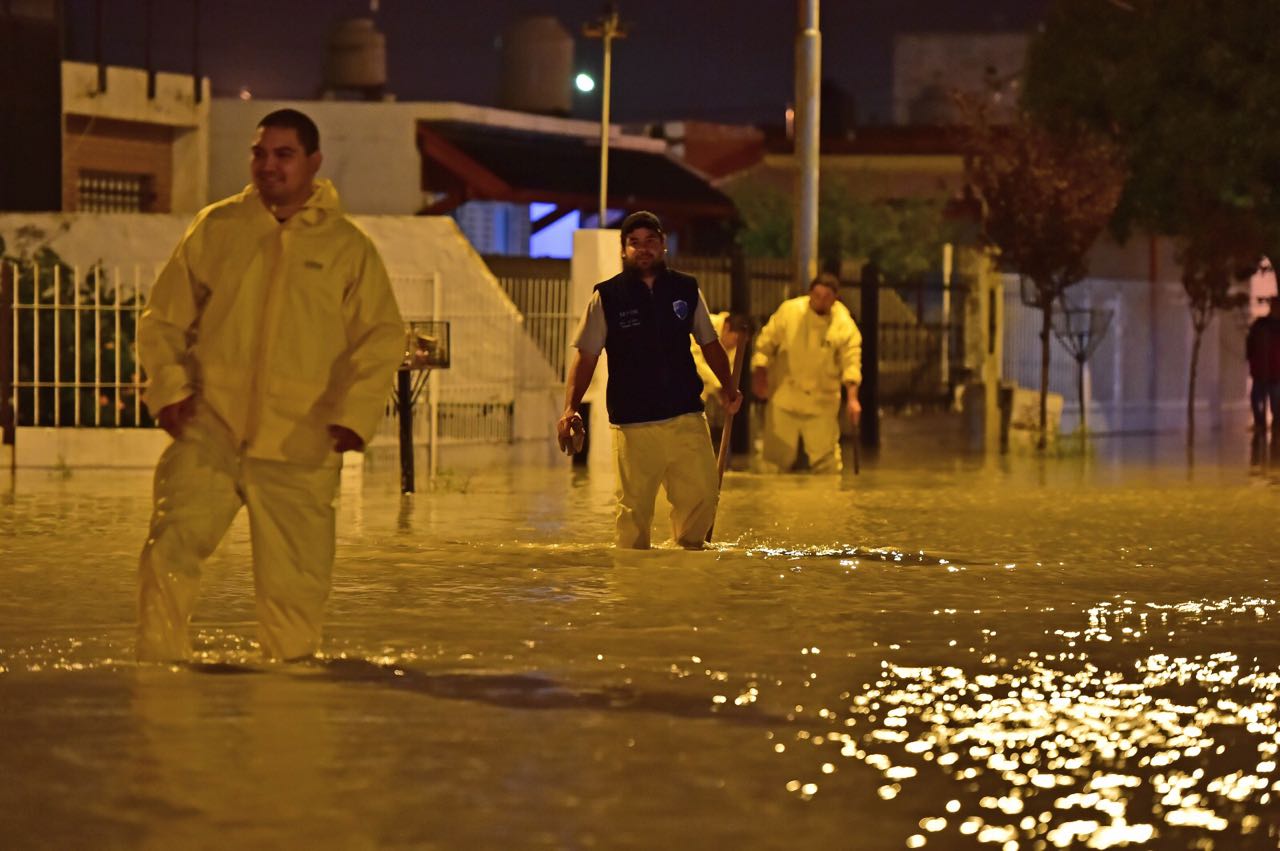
[622,227,666,277]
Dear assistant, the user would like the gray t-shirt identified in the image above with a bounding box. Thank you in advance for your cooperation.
[572,288,718,356]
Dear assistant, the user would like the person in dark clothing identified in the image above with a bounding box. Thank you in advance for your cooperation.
[557,211,741,548]
[1247,295,1280,434]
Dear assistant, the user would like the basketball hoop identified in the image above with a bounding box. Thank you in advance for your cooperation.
[1051,304,1112,363]
[1051,301,1112,433]
[393,320,450,494]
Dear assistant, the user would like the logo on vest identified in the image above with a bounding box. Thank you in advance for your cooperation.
[672,299,689,320]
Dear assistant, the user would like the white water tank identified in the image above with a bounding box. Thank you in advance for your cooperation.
[498,14,573,115]
[324,17,387,94]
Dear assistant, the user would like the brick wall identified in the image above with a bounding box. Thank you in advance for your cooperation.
[63,114,173,212]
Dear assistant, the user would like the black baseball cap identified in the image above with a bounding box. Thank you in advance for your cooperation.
[620,211,664,243]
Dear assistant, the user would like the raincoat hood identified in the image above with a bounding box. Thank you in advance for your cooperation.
[239,178,343,227]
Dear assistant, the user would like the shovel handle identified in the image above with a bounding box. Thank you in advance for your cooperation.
[708,336,749,543]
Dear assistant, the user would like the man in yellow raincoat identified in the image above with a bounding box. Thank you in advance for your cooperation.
[557,211,741,548]
[136,109,406,662]
[751,273,862,473]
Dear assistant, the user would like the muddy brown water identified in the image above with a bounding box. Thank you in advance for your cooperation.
[1,435,1278,849]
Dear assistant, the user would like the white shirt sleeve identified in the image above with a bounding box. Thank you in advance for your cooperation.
[571,290,607,356]
[691,290,717,346]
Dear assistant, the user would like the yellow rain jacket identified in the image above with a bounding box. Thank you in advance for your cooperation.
[691,311,737,404]
[138,180,405,465]
[751,295,862,417]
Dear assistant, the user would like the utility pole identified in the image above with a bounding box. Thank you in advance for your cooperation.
[583,4,627,227]
[794,0,820,294]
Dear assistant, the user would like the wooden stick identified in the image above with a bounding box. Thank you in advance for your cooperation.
[707,337,748,542]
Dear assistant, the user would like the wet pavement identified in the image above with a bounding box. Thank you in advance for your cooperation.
[1,429,1278,849]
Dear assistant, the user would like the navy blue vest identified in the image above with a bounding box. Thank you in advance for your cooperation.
[596,268,705,425]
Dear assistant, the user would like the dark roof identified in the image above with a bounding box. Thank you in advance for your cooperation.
[417,120,736,218]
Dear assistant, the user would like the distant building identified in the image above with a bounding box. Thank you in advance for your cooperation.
[0,3,208,215]
[641,121,768,182]
[61,62,209,214]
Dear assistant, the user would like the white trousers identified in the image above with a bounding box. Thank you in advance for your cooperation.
[762,403,841,473]
[613,413,720,549]
[137,413,342,662]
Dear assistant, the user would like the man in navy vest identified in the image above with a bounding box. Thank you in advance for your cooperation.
[558,211,742,548]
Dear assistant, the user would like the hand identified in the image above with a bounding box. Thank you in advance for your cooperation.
[328,424,364,453]
[751,367,769,400]
[846,394,862,428]
[556,411,585,455]
[157,395,197,438]
[720,388,743,415]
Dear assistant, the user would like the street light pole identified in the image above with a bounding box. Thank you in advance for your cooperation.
[794,0,821,294]
[583,4,627,227]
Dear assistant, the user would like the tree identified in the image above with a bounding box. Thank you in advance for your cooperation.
[1178,217,1253,443]
[729,179,794,260]
[1023,0,1280,443]
[960,100,1125,447]
[727,178,961,285]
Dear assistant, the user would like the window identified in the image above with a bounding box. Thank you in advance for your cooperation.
[77,171,154,213]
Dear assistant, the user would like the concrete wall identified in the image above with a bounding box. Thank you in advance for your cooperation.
[61,62,210,212]
[13,427,170,470]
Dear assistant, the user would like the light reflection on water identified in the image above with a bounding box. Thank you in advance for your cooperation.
[794,596,1279,848]
[2,440,1279,848]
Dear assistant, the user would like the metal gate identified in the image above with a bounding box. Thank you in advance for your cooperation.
[3,258,153,432]
[479,254,969,409]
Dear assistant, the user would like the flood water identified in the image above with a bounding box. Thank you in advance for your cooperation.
[2,431,1278,849]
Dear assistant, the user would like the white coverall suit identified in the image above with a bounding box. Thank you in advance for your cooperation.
[752,296,862,473]
[136,180,405,661]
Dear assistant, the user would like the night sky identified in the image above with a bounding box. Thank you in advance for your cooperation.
[64,0,1050,125]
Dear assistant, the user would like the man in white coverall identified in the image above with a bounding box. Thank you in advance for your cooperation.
[557,211,742,548]
[136,109,405,662]
[751,273,862,473]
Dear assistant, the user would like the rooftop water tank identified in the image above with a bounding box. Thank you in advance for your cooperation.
[324,17,387,97]
[498,14,573,116]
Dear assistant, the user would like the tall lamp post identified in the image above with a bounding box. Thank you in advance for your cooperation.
[583,4,627,227]
[794,0,820,294]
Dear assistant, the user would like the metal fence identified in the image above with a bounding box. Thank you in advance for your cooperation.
[675,254,792,317]
[481,254,969,408]
[3,260,153,429]
[2,262,529,452]
[484,256,572,382]
[374,271,523,448]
